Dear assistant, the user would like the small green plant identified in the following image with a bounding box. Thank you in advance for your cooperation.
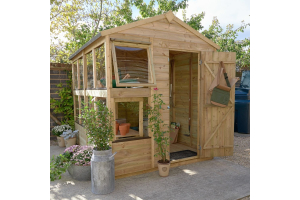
[50,153,71,181]
[147,88,169,163]
[79,97,114,150]
[50,71,74,129]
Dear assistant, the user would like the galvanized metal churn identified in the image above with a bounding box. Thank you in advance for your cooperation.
[91,148,117,194]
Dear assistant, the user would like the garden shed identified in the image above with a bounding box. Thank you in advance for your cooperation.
[69,11,236,178]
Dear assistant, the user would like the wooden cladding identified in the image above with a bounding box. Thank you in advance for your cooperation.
[200,51,236,158]
[112,138,151,176]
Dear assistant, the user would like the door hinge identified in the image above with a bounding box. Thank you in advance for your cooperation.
[198,145,201,150]
[199,60,202,65]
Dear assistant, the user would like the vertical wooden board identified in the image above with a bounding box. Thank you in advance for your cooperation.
[197,52,201,157]
[227,52,236,155]
[217,52,225,157]
[211,52,219,156]
[200,51,207,157]
[205,51,213,157]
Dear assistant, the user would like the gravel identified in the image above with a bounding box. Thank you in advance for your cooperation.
[223,132,250,200]
[50,132,250,199]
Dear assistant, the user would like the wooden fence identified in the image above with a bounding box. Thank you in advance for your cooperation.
[50,63,72,139]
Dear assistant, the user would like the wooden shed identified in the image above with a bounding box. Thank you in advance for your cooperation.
[69,11,236,178]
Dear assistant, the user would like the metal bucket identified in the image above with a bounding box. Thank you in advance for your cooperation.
[91,148,117,195]
[67,164,91,181]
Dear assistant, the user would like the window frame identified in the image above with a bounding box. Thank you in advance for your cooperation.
[111,41,156,87]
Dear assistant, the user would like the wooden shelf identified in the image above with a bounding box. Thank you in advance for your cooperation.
[116,128,140,138]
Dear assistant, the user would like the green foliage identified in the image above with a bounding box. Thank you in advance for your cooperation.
[147,91,169,163]
[50,154,71,181]
[79,97,114,150]
[182,9,205,31]
[202,17,250,69]
[50,0,190,63]
[50,71,74,129]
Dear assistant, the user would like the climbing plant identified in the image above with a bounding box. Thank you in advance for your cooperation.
[50,71,74,129]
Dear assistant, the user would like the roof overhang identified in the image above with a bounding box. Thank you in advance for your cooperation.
[69,11,220,61]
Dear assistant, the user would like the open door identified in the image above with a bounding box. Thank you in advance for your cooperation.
[199,51,236,158]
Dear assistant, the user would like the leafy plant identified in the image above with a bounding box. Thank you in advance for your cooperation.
[147,88,169,163]
[79,97,114,150]
[51,124,72,137]
[50,145,93,181]
[50,153,71,181]
[50,71,74,129]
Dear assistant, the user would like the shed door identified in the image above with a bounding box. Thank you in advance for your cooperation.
[199,51,236,158]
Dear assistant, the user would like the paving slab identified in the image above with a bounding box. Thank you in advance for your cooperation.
[50,146,250,200]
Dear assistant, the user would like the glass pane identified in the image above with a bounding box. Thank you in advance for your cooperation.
[115,46,150,85]
[96,45,106,89]
[80,96,84,124]
[75,95,79,123]
[73,62,78,89]
[86,52,93,89]
[79,59,84,89]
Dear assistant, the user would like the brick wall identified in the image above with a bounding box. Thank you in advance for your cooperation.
[50,63,72,139]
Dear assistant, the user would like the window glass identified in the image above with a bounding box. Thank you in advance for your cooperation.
[73,62,78,89]
[79,59,83,89]
[112,43,155,87]
[96,45,106,89]
[75,95,79,123]
[86,52,93,89]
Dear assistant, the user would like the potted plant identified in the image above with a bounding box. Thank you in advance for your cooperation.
[52,125,72,147]
[80,98,116,195]
[65,145,93,181]
[50,145,93,181]
[147,88,170,177]
[60,130,78,147]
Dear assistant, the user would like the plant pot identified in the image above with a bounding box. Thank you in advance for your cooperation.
[67,164,91,181]
[157,160,170,177]
[115,122,119,135]
[123,123,130,133]
[119,125,127,136]
[57,136,65,147]
[170,128,179,143]
[91,148,116,195]
[65,137,76,147]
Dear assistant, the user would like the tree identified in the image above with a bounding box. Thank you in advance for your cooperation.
[50,0,249,68]
[50,0,193,63]
[202,17,250,70]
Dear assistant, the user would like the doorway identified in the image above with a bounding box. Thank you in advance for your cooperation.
[169,50,199,161]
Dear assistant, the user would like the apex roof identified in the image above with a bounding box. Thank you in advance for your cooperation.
[69,11,220,60]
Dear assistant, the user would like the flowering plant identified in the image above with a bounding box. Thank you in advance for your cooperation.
[50,145,93,181]
[52,124,72,137]
[64,145,93,166]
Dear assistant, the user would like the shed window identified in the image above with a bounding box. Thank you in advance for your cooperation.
[86,52,93,89]
[95,44,106,89]
[112,42,156,87]
[79,58,84,89]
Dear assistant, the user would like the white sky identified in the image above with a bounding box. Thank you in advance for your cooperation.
[132,0,250,40]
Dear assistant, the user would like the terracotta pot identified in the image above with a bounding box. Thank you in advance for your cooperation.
[122,123,130,133]
[65,137,76,147]
[57,136,65,147]
[157,161,170,177]
[119,125,127,136]
[115,122,119,135]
